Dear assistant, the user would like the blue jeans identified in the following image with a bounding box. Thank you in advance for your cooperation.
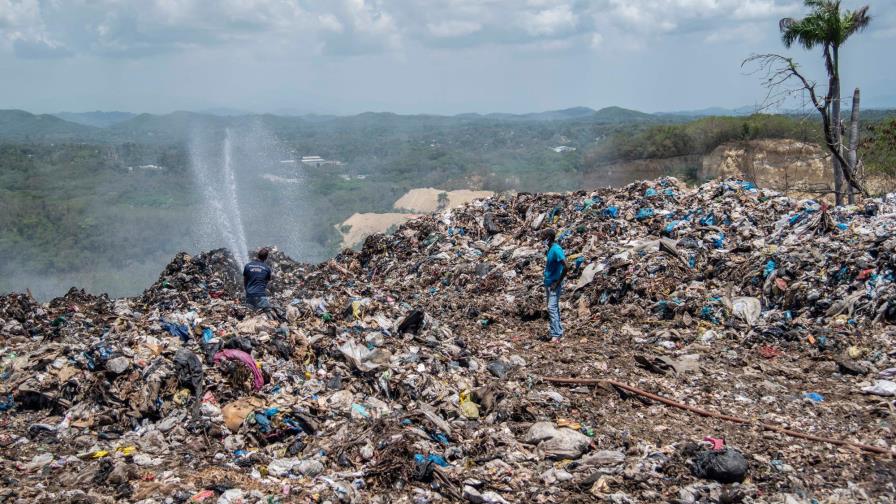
[546,282,563,338]
[246,295,271,310]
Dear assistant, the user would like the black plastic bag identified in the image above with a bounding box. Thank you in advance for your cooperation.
[223,336,254,354]
[412,456,435,482]
[483,212,500,235]
[397,310,425,335]
[692,448,748,484]
[174,348,205,417]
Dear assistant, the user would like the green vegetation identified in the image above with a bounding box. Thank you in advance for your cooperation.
[862,118,896,178]
[0,144,193,274]
[586,114,823,163]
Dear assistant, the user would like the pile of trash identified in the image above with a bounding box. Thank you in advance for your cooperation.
[1,177,894,503]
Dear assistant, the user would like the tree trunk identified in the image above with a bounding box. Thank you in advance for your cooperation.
[847,88,860,204]
[831,46,843,206]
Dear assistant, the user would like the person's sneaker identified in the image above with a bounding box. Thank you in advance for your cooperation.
[550,337,562,344]
[539,333,553,342]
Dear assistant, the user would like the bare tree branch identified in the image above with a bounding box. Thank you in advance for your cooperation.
[742,53,868,196]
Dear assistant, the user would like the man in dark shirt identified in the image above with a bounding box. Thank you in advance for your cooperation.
[243,247,272,310]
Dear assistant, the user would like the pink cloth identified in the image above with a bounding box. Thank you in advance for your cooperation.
[213,349,264,390]
[703,436,725,451]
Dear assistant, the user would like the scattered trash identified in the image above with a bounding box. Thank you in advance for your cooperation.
[0,178,894,502]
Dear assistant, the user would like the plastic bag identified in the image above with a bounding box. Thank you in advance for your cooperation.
[731,297,761,326]
[339,340,392,372]
[862,380,896,397]
[174,348,204,392]
[459,390,480,419]
[692,448,748,483]
[397,310,425,335]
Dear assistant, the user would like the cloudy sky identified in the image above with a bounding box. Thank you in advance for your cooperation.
[0,0,893,115]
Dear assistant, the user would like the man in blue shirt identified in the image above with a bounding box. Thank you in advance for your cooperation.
[541,228,567,341]
[243,247,273,310]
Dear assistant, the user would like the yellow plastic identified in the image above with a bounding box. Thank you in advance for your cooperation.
[459,390,480,419]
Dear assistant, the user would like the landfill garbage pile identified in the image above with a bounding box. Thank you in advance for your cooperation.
[1,177,895,504]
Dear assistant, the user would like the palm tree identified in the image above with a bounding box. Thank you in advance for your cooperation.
[780,0,871,205]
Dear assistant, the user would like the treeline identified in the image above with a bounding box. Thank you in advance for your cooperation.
[0,143,193,274]
[586,114,825,164]
[862,118,896,177]
[587,111,896,170]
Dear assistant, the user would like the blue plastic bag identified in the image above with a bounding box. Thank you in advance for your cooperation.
[636,207,654,220]
[162,322,191,342]
[414,453,449,468]
[803,392,824,403]
[763,260,776,278]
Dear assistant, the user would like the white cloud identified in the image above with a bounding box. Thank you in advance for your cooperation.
[605,0,709,34]
[0,0,38,30]
[733,0,798,21]
[12,35,71,58]
[318,14,345,33]
[603,0,800,34]
[316,0,402,55]
[0,0,884,59]
[519,5,577,36]
[526,0,566,7]
[0,0,70,57]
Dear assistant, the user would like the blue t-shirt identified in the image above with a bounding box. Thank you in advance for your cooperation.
[544,242,566,287]
[243,260,272,296]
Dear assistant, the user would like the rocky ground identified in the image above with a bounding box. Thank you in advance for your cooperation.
[1,177,895,503]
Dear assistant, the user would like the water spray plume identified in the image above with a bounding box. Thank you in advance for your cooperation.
[190,126,249,268]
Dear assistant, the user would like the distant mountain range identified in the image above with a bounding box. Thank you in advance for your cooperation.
[459,106,658,122]
[0,106,670,143]
[48,105,701,127]
[0,110,99,141]
[655,106,758,117]
[0,104,888,144]
[54,111,137,128]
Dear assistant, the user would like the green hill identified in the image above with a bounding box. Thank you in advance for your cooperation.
[593,106,663,123]
[53,111,137,128]
[0,110,97,142]
[107,111,232,143]
[0,107,687,144]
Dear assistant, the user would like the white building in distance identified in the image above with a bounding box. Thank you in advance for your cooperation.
[301,156,343,167]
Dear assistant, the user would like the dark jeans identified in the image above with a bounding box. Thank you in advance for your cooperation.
[246,295,271,310]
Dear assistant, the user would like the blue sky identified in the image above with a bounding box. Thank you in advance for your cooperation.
[0,0,893,114]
